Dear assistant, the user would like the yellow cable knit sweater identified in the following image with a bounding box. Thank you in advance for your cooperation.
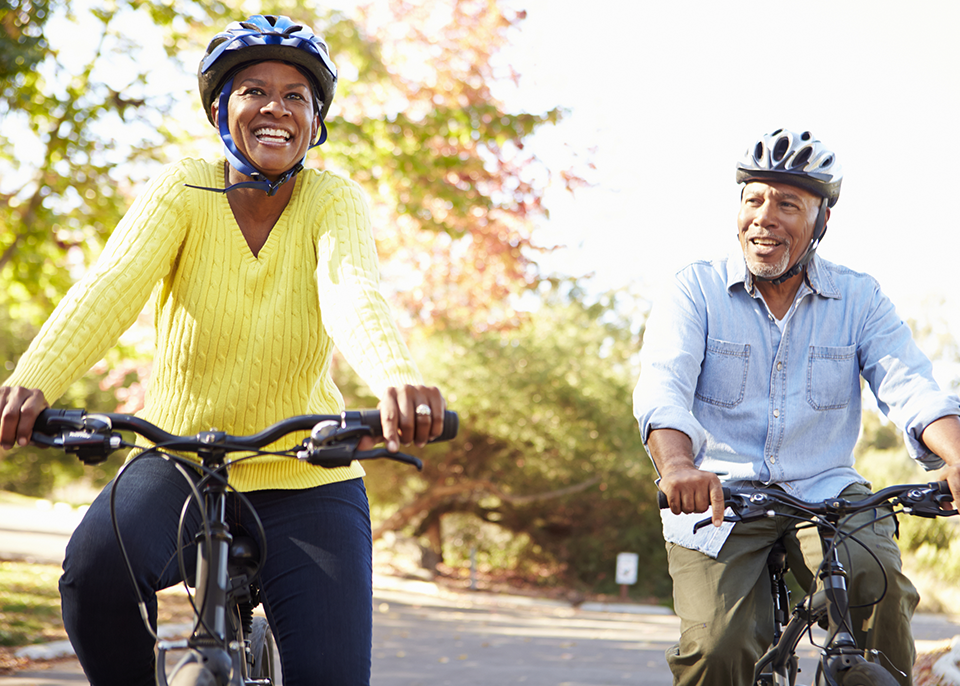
[3,158,423,491]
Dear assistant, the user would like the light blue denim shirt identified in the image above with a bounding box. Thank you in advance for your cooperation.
[633,252,960,557]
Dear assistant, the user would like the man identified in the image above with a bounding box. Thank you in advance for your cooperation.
[633,128,960,686]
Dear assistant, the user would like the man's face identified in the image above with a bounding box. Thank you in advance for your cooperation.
[737,181,825,280]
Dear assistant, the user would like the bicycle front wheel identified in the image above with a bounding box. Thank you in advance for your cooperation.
[834,662,899,686]
[248,616,278,680]
[168,662,219,686]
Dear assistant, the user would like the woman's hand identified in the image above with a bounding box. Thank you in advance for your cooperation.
[375,385,446,452]
[0,387,49,453]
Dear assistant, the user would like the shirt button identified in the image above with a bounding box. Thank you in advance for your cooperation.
[770,457,777,464]
[773,409,780,418]
[777,362,782,371]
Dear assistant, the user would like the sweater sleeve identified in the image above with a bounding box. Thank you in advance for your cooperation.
[313,180,423,397]
[3,162,191,402]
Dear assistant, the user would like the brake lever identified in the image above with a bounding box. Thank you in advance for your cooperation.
[298,443,423,471]
[899,486,959,518]
[690,493,775,533]
[693,514,741,533]
[31,413,122,465]
[296,419,424,471]
[352,448,423,471]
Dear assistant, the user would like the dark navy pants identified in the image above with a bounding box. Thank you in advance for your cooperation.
[60,455,373,686]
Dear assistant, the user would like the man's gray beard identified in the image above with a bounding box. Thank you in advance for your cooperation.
[746,251,790,280]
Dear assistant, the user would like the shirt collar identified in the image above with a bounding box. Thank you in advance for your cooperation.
[726,252,841,300]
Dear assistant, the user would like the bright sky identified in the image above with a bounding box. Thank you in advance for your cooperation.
[499,0,960,330]
[9,0,960,335]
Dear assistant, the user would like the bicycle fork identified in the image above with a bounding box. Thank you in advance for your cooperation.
[754,524,867,686]
[815,521,878,685]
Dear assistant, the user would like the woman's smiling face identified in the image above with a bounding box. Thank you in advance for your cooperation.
[214,60,318,181]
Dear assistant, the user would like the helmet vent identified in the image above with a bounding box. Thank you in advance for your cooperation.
[773,137,790,162]
[735,128,842,207]
[791,147,812,169]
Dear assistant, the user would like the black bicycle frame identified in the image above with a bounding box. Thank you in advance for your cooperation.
[157,435,247,685]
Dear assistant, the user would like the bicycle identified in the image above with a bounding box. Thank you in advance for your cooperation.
[31,407,458,686]
[659,481,958,686]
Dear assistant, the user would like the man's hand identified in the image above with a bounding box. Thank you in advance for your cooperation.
[648,428,726,527]
[936,463,960,512]
[920,416,960,509]
[658,465,726,527]
[372,385,445,452]
[0,387,49,453]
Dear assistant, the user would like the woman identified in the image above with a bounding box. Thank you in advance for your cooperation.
[0,15,443,686]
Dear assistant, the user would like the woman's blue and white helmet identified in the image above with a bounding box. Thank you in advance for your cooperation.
[196,15,338,194]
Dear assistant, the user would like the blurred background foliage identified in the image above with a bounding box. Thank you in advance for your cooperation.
[853,411,960,611]
[1,0,959,605]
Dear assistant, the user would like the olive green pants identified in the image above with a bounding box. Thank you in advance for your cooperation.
[665,483,919,686]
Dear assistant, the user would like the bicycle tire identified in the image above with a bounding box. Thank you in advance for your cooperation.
[168,662,219,686]
[248,616,277,680]
[838,662,899,686]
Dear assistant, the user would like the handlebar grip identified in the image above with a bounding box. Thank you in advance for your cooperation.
[354,409,458,443]
[436,411,458,442]
[656,487,732,510]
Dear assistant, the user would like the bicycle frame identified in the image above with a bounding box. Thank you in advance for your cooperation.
[32,407,458,686]
[664,482,956,686]
[157,433,257,686]
[754,518,879,686]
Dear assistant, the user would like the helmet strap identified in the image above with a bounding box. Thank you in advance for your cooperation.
[758,197,829,286]
[185,76,325,197]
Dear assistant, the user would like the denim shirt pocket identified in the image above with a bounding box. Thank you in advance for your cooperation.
[807,344,858,410]
[695,338,750,408]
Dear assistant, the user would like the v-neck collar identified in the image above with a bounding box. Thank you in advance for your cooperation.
[219,160,300,263]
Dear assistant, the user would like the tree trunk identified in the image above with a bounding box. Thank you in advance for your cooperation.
[418,511,444,574]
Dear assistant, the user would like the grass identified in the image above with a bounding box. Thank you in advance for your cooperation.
[0,560,197,650]
[0,561,66,647]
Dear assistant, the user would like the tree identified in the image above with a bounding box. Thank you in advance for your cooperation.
[320,0,568,329]
[359,284,668,596]
[0,0,577,494]
[0,0,572,329]
[0,0,233,326]
[1,0,54,95]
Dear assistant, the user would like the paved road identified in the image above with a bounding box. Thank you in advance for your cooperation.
[0,498,85,565]
[2,497,959,685]
[3,580,681,685]
[5,580,960,686]
[369,581,680,685]
[1,497,682,684]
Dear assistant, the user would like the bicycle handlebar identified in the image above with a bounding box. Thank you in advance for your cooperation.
[657,481,956,533]
[31,408,459,469]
